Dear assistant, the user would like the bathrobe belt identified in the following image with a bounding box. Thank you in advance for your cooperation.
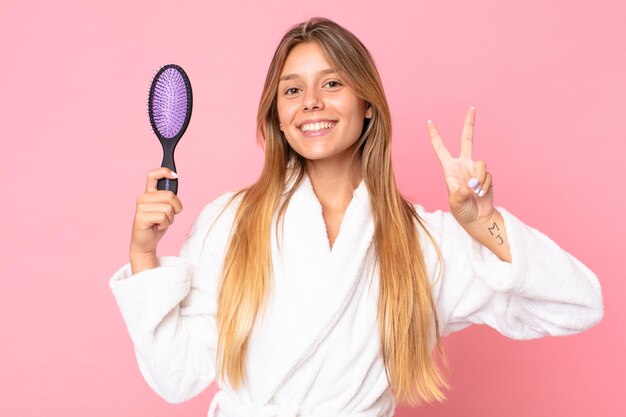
[207,389,377,417]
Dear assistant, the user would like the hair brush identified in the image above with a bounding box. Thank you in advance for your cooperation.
[147,63,193,195]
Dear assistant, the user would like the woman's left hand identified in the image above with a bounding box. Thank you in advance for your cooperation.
[426,106,496,227]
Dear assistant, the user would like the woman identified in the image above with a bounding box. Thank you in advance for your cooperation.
[109,17,604,417]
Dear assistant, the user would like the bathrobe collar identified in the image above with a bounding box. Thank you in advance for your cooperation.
[245,170,376,405]
[293,170,371,253]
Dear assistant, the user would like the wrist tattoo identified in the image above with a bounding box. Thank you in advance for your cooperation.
[487,221,504,245]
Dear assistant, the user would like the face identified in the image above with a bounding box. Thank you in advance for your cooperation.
[276,42,372,165]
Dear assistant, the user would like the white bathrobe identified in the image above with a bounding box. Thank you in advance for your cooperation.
[109,172,603,417]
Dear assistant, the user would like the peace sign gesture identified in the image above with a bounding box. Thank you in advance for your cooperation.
[427,106,495,227]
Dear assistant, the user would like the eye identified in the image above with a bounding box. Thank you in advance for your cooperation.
[325,80,342,88]
[284,87,300,95]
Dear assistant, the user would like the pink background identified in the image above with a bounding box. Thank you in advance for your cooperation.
[1,0,623,415]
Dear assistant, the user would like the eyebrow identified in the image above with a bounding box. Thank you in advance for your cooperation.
[279,68,337,82]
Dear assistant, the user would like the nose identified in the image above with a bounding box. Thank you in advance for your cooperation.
[303,87,323,111]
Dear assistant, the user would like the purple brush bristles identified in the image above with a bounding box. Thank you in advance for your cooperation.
[150,67,190,139]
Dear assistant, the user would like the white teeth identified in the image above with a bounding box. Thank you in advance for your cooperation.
[300,121,336,132]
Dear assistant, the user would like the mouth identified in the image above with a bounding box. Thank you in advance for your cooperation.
[298,121,338,137]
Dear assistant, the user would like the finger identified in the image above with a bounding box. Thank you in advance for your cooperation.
[451,176,476,208]
[137,211,172,231]
[150,211,172,231]
[426,120,452,164]
[460,106,475,159]
[470,160,487,195]
[478,172,492,197]
[137,190,183,214]
[146,167,178,193]
[137,202,176,226]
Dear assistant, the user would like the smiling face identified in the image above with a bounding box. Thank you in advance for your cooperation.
[276,42,372,165]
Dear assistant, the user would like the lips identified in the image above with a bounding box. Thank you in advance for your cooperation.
[299,121,337,138]
[297,119,339,129]
[300,121,337,133]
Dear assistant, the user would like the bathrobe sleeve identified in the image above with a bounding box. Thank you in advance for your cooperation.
[109,192,236,404]
[415,204,604,340]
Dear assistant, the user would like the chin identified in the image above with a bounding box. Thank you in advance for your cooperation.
[296,152,329,161]
[302,147,352,163]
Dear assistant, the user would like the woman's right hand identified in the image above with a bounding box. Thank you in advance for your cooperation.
[130,167,183,258]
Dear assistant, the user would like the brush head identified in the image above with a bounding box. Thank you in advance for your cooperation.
[148,64,193,140]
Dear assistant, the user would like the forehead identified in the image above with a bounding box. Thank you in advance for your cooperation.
[279,42,335,79]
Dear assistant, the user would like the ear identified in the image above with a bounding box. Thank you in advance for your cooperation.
[365,102,373,119]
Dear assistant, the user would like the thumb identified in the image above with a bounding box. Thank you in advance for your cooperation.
[450,177,477,208]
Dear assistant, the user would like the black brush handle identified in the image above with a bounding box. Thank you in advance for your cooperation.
[157,137,179,195]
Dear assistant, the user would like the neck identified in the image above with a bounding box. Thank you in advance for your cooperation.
[305,156,362,211]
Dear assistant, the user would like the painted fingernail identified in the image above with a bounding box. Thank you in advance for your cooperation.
[469,105,476,110]
[170,171,178,178]
[478,189,485,197]
[427,120,432,124]
[474,185,482,194]
[468,178,478,188]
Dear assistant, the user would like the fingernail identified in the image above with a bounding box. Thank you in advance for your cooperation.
[171,171,178,178]
[469,105,476,110]
[426,120,432,124]
[478,189,485,197]
[474,185,482,194]
[468,178,478,188]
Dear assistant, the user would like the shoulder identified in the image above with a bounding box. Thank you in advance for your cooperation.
[188,190,244,237]
[410,202,460,263]
[411,203,454,239]
[181,190,245,263]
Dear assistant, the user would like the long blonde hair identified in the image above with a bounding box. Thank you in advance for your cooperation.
[209,16,451,406]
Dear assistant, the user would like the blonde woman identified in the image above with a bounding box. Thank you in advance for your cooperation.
[109,17,603,417]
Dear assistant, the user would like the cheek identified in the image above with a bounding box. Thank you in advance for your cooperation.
[276,100,296,120]
[329,96,363,117]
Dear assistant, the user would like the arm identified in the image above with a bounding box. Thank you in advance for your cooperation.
[462,209,511,263]
[130,252,158,275]
[109,191,236,403]
[416,204,604,339]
